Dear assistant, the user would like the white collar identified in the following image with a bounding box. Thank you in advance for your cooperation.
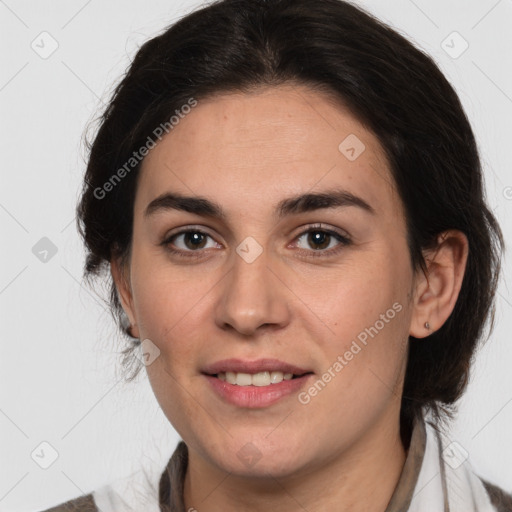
[406,418,495,511]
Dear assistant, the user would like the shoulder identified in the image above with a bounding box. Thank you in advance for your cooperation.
[37,494,98,512]
[481,478,512,512]
[36,441,187,512]
[37,448,176,512]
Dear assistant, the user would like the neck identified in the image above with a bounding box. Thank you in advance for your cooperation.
[183,409,408,512]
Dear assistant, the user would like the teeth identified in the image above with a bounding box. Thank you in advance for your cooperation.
[236,373,252,386]
[252,371,271,386]
[217,371,296,386]
[225,371,237,384]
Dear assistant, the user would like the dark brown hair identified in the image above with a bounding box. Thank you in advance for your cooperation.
[77,0,504,433]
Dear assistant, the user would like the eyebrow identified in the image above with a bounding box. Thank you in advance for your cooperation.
[144,187,376,220]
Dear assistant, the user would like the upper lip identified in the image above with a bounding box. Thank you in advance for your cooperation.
[202,358,312,376]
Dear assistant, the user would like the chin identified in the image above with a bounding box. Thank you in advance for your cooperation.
[205,434,312,478]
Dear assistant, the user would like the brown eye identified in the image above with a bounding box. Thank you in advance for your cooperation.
[181,231,208,250]
[162,229,221,256]
[293,226,351,258]
[306,231,332,250]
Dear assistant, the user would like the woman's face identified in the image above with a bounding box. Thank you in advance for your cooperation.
[114,84,423,478]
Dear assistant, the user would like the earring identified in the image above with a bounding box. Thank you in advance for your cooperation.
[424,321,430,330]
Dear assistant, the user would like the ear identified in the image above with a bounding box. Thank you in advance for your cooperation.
[110,256,140,339]
[409,230,469,338]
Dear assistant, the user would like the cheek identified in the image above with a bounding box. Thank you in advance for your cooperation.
[129,249,212,340]
[128,254,216,391]
[133,268,209,433]
[299,307,409,447]
[304,247,411,406]
[304,244,410,345]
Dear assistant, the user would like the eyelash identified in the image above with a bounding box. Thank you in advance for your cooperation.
[160,224,352,260]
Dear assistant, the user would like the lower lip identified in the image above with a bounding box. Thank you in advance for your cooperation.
[204,374,313,408]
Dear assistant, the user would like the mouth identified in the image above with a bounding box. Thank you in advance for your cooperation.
[202,358,313,384]
[201,358,314,408]
[212,370,309,386]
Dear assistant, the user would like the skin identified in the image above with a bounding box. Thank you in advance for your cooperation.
[111,84,468,512]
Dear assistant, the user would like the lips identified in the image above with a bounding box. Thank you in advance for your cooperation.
[202,358,311,376]
[202,358,314,408]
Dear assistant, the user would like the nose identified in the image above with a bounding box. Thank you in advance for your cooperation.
[214,247,290,336]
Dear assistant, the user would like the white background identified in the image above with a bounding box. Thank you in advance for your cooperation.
[1,0,511,510]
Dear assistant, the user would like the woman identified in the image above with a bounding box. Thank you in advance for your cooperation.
[42,0,511,510]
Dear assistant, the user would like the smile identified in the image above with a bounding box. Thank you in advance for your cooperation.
[202,359,314,408]
[216,370,295,386]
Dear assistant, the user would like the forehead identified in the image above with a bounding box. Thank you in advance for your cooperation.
[137,84,401,221]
